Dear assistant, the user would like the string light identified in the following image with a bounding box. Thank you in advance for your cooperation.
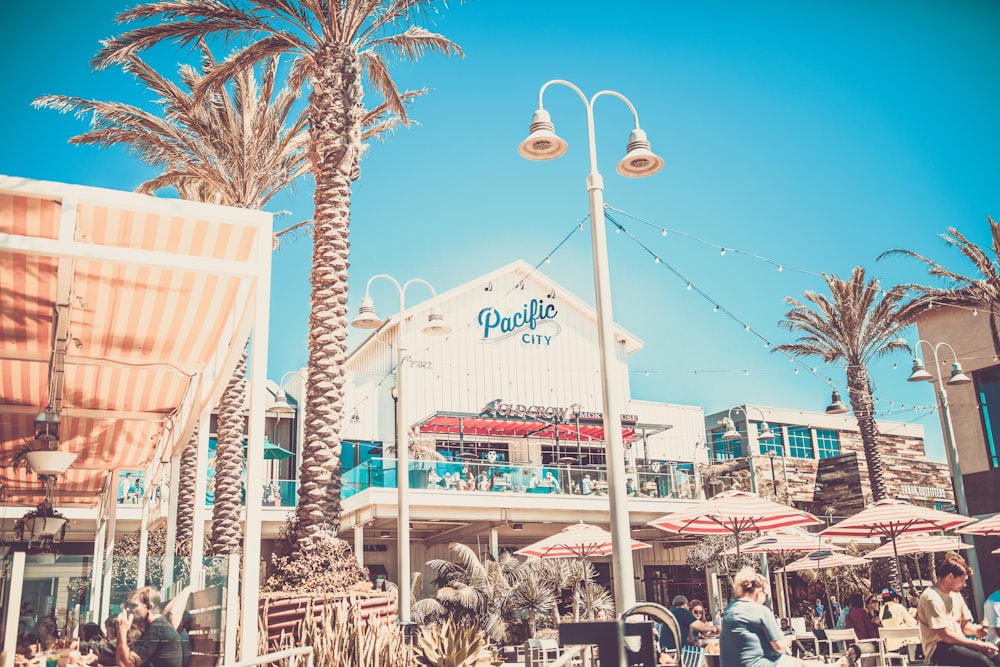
[686,283,692,291]
[654,256,660,263]
[661,228,667,236]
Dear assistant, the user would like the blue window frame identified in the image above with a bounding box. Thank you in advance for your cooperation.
[786,426,813,459]
[975,367,1000,469]
[816,429,840,458]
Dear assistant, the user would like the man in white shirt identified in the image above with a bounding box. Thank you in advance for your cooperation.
[915,554,1000,666]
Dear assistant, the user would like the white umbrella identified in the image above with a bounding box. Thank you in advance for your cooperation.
[648,490,822,558]
[865,533,971,588]
[778,551,870,572]
[515,521,651,559]
[957,513,1000,536]
[820,498,973,592]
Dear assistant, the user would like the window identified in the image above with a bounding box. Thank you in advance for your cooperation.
[786,426,813,459]
[756,422,784,456]
[710,429,743,461]
[816,429,840,458]
[975,366,1000,469]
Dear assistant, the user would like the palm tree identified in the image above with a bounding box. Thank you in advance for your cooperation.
[92,0,463,551]
[37,48,310,558]
[774,267,918,503]
[881,216,1000,354]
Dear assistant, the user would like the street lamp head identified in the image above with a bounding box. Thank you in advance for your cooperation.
[616,128,664,178]
[825,389,850,415]
[420,304,452,336]
[947,362,972,385]
[721,417,741,440]
[757,422,776,441]
[518,109,568,161]
[267,391,297,416]
[906,357,933,382]
[351,295,385,329]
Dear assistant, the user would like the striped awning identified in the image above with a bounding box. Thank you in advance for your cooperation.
[0,176,271,508]
[957,513,1000,536]
[514,521,651,559]
[648,490,822,536]
[778,551,870,573]
[865,533,971,559]
[820,498,974,540]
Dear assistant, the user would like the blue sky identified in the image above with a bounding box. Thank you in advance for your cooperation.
[3,0,1000,464]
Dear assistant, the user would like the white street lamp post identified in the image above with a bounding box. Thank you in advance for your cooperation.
[907,340,985,609]
[351,275,450,628]
[518,80,664,622]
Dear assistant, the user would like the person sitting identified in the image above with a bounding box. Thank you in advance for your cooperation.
[834,644,864,667]
[14,633,43,667]
[427,469,441,487]
[779,618,815,659]
[660,595,718,654]
[916,553,1000,667]
[880,591,917,628]
[528,473,540,489]
[719,567,805,667]
[581,475,593,495]
[845,593,879,640]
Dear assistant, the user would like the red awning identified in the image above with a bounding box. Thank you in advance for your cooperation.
[417,412,639,444]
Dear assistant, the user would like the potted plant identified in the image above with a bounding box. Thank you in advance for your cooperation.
[15,500,68,546]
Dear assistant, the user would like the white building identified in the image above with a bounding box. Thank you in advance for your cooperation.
[330,259,711,605]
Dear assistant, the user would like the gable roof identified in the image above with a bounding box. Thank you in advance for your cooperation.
[348,259,643,362]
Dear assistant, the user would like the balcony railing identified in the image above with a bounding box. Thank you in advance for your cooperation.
[341,458,701,501]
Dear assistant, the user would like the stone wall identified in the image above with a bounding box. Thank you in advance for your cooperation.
[748,430,953,518]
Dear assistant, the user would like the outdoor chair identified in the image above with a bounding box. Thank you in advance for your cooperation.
[681,644,704,667]
[879,627,921,666]
[523,637,561,667]
[814,628,859,661]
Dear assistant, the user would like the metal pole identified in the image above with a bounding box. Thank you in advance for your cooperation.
[924,341,985,613]
[396,291,412,626]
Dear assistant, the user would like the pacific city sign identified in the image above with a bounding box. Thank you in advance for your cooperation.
[477,297,561,346]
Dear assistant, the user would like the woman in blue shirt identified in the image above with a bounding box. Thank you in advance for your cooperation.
[720,567,807,667]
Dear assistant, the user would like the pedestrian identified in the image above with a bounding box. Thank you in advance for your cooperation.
[814,598,826,630]
[915,554,1000,666]
[985,586,1000,645]
[719,567,806,667]
[831,596,842,622]
[116,587,183,667]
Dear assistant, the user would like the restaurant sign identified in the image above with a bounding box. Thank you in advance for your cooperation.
[899,484,946,499]
[478,297,561,346]
[481,400,637,425]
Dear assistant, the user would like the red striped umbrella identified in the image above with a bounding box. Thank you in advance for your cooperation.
[957,513,1000,536]
[515,522,651,559]
[821,498,973,591]
[865,532,971,559]
[647,490,822,558]
[777,550,870,572]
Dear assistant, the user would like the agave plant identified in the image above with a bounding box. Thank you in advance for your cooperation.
[412,618,502,667]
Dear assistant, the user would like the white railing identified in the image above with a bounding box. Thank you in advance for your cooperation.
[220,646,314,667]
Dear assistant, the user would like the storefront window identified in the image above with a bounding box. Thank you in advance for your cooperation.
[975,366,1000,469]
[786,426,813,459]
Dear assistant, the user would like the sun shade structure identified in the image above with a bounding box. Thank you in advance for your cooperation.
[515,521,651,559]
[0,175,272,510]
[647,490,822,558]
[820,498,974,592]
[864,533,971,559]
[777,550,870,572]
[957,513,1000,536]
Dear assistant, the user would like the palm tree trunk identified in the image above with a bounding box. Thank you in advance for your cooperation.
[845,366,888,502]
[212,345,247,555]
[175,422,199,549]
[295,45,365,550]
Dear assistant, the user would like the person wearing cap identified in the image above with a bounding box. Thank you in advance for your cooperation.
[881,591,917,629]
